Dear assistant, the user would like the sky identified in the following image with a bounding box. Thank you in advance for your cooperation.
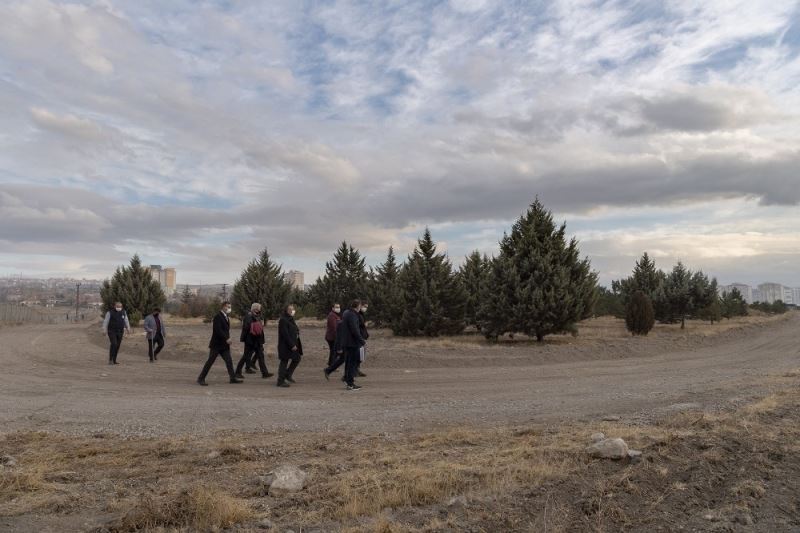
[1,0,799,287]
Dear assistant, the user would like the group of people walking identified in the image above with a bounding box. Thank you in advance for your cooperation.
[101,299,370,391]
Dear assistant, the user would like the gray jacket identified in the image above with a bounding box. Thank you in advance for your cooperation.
[143,314,166,340]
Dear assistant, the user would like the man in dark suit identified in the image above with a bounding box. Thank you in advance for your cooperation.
[339,299,366,391]
[276,304,303,387]
[197,301,243,386]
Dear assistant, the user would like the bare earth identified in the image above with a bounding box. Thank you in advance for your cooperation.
[1,313,798,438]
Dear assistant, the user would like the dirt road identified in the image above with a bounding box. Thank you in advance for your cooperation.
[1,314,798,437]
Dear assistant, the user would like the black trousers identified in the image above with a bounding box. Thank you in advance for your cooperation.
[236,343,269,376]
[198,347,235,381]
[277,353,301,384]
[326,351,345,373]
[344,347,360,386]
[326,339,336,367]
[108,331,124,362]
[148,333,165,361]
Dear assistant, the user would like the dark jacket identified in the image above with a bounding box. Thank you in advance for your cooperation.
[339,309,366,349]
[325,311,341,342]
[277,313,303,359]
[240,312,266,346]
[333,319,348,353]
[358,311,370,341]
[208,311,231,352]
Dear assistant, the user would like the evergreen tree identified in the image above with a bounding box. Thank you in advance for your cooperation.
[231,248,292,320]
[625,290,655,335]
[611,252,668,320]
[180,284,193,304]
[367,246,403,328]
[458,251,490,331]
[100,254,166,326]
[720,288,748,318]
[477,198,597,341]
[663,262,692,328]
[690,273,719,323]
[394,229,467,336]
[594,286,625,317]
[309,241,368,316]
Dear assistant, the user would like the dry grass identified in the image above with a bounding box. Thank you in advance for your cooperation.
[2,376,800,531]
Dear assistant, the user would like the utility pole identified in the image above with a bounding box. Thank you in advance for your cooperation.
[75,282,81,322]
[221,283,228,300]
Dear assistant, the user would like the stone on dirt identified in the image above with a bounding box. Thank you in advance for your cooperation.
[266,465,308,496]
[590,432,606,442]
[0,454,16,467]
[586,437,629,459]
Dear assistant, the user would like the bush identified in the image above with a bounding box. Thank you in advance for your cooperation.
[625,290,655,336]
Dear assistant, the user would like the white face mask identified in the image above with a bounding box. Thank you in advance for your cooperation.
[115,307,122,312]
[290,310,296,317]
[333,307,341,314]
[224,307,231,314]
[362,307,368,313]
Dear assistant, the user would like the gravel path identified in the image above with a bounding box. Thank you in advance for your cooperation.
[1,314,798,437]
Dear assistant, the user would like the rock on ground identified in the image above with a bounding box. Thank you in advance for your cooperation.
[586,438,629,459]
[266,465,308,496]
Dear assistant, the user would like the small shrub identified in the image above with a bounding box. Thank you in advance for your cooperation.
[625,290,654,336]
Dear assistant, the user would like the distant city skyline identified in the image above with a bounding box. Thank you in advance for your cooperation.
[1,2,799,286]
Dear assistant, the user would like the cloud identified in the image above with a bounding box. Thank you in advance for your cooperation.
[0,0,799,285]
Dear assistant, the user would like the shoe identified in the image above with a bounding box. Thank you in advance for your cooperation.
[230,378,243,384]
[113,361,119,365]
[245,368,256,374]
[262,372,274,378]
[286,377,296,384]
[154,356,158,361]
[347,384,362,391]
[234,372,244,380]
[149,359,154,363]
[357,371,367,377]
[276,382,290,388]
[324,369,331,381]
[197,379,208,386]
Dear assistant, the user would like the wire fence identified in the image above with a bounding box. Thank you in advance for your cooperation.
[0,304,96,325]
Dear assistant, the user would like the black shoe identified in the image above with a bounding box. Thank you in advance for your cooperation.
[234,372,244,380]
[230,377,243,384]
[286,377,296,384]
[245,367,256,374]
[262,372,274,378]
[324,369,331,381]
[197,379,208,386]
[149,359,154,363]
[113,361,119,365]
[276,382,290,388]
[357,371,366,377]
[347,384,362,391]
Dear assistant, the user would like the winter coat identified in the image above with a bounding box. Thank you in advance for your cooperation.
[239,312,266,346]
[208,311,231,352]
[143,313,166,340]
[339,309,366,349]
[325,311,341,342]
[277,313,303,359]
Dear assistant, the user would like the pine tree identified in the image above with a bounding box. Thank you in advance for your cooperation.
[478,198,597,341]
[309,241,368,316]
[231,248,292,320]
[180,284,193,304]
[721,288,748,318]
[625,290,655,335]
[100,254,166,326]
[663,262,692,328]
[458,251,489,331]
[394,229,467,336]
[611,252,668,320]
[367,246,403,328]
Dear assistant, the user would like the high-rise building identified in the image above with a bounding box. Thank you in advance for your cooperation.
[149,265,177,294]
[718,283,754,303]
[165,268,176,293]
[758,283,785,304]
[284,270,305,290]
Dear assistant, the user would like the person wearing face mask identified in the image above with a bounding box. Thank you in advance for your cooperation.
[143,307,166,363]
[356,301,370,378]
[324,303,342,368]
[102,301,131,365]
[339,299,366,391]
[197,301,242,386]
[276,304,303,387]
[234,303,273,380]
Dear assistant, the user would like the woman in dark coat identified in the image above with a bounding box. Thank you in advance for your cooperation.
[276,304,303,387]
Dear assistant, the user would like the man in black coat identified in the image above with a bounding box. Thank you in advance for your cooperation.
[234,303,273,379]
[339,299,366,390]
[356,301,370,377]
[276,304,302,387]
[197,301,242,386]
